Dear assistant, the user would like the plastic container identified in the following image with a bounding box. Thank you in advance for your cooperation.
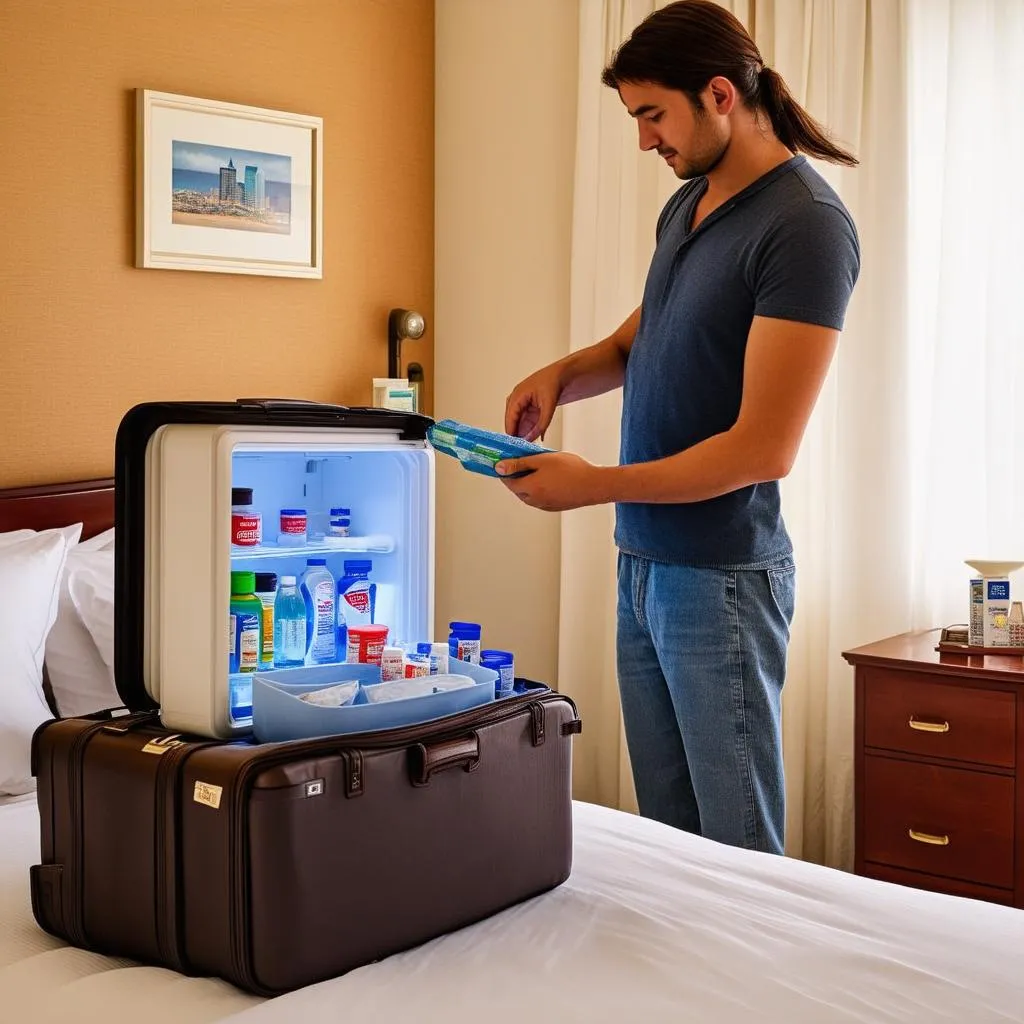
[428,642,450,676]
[380,645,405,682]
[278,508,308,546]
[229,571,263,674]
[449,621,482,665]
[251,659,502,742]
[337,561,378,630]
[229,672,253,724]
[336,559,377,653]
[300,558,337,665]
[481,649,515,698]
[347,624,390,665]
[273,575,306,668]
[231,487,262,547]
[253,572,278,668]
[329,506,351,538]
[404,652,429,678]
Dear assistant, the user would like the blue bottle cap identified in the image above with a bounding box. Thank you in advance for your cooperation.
[280,508,307,515]
[417,642,432,655]
[344,559,372,573]
[449,621,481,633]
[306,558,327,566]
[481,649,513,664]
[330,507,352,516]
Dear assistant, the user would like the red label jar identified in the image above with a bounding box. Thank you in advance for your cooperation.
[231,487,262,547]
[346,625,390,666]
[279,508,308,541]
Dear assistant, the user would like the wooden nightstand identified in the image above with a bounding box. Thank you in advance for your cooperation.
[843,630,1024,907]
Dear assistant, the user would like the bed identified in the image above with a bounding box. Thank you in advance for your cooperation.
[2,479,1024,1024]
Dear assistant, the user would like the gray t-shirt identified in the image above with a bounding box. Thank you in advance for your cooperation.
[616,155,861,567]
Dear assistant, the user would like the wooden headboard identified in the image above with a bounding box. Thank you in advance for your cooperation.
[0,478,115,539]
[0,478,116,717]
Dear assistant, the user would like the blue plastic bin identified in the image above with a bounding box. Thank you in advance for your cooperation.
[251,660,499,742]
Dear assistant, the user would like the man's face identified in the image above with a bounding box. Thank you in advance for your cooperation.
[617,80,730,179]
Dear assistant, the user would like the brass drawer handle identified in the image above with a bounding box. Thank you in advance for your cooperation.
[908,829,950,846]
[908,716,950,734]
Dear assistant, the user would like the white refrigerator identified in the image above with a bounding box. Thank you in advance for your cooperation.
[113,399,443,740]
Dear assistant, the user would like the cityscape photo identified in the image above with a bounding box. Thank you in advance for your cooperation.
[171,141,292,235]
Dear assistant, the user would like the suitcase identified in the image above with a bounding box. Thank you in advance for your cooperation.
[31,688,580,995]
[29,399,582,996]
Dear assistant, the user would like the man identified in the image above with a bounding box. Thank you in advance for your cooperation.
[498,0,860,855]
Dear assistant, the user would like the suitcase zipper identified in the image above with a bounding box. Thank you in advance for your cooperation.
[224,689,578,993]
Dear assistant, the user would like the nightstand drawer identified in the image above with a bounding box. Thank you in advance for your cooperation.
[863,671,1015,767]
[862,755,1015,889]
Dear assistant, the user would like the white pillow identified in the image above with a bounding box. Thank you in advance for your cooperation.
[79,527,115,554]
[0,524,81,794]
[69,548,116,676]
[45,528,119,718]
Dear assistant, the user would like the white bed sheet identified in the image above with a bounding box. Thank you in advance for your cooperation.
[3,796,1023,1024]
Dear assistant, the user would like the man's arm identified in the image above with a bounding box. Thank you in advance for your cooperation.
[555,305,641,404]
[499,315,839,508]
[595,316,838,503]
[505,306,640,439]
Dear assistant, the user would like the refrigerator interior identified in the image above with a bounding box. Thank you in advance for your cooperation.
[227,443,433,725]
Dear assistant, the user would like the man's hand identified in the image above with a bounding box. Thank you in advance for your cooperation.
[496,452,607,512]
[504,364,565,441]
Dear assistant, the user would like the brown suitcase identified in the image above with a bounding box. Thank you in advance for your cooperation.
[31,686,581,995]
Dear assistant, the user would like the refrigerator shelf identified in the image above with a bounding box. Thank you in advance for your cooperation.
[230,534,397,560]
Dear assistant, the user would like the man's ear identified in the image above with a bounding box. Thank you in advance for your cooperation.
[706,75,738,115]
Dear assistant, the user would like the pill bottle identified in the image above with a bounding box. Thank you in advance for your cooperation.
[380,645,405,682]
[404,652,430,678]
[253,572,278,668]
[231,488,262,547]
[481,649,515,699]
[279,508,308,546]
[428,642,450,676]
[329,506,352,538]
[229,571,263,674]
[347,624,390,666]
[448,621,482,665]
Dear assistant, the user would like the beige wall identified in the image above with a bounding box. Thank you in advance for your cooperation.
[434,0,578,683]
[0,0,434,488]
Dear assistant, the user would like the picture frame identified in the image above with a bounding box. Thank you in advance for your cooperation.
[135,89,323,278]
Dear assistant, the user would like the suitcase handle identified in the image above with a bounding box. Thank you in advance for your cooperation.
[235,398,353,415]
[410,733,480,787]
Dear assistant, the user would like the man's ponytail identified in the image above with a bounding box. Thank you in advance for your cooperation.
[757,67,858,167]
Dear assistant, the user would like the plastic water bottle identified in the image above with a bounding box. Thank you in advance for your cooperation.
[301,558,337,665]
[273,575,306,668]
[336,559,376,653]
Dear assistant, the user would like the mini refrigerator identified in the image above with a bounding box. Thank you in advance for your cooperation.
[114,398,446,740]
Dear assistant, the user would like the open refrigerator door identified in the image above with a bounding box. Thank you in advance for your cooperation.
[114,400,524,742]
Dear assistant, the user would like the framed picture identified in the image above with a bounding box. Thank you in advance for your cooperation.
[135,89,323,278]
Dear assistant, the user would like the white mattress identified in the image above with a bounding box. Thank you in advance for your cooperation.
[3,796,1024,1024]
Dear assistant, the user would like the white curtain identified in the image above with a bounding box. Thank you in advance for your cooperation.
[561,0,912,867]
[905,0,1024,631]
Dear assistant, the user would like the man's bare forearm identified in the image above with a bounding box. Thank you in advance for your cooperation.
[556,306,641,405]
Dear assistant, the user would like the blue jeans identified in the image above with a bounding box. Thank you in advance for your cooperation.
[616,552,796,854]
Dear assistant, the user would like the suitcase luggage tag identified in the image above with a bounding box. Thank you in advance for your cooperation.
[427,419,553,479]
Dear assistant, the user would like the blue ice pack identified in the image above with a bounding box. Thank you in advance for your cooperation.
[427,419,553,479]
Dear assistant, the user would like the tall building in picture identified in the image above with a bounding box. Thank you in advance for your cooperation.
[244,165,266,210]
[219,158,239,203]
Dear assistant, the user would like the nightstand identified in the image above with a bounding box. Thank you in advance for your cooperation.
[843,630,1024,907]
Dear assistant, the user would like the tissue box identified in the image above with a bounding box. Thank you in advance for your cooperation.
[969,576,1011,647]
